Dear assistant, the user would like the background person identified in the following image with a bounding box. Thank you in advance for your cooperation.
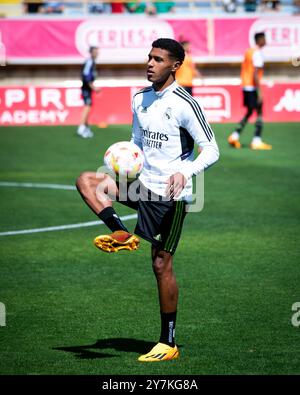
[176,40,202,96]
[77,46,100,139]
[228,32,272,150]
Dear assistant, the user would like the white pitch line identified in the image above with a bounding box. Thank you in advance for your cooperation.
[0,181,137,236]
[0,214,137,237]
[0,181,76,190]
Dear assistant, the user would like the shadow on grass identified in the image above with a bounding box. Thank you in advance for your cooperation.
[53,338,156,360]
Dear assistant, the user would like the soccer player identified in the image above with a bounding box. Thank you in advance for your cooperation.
[76,38,219,362]
[77,46,100,138]
[228,32,272,150]
[176,40,201,96]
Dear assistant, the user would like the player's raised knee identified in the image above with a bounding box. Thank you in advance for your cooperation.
[76,171,97,192]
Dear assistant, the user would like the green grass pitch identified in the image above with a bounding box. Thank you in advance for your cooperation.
[0,123,299,375]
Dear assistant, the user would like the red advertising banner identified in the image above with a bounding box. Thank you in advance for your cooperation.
[0,83,299,126]
[0,17,207,63]
[0,16,299,63]
[192,84,300,123]
[214,17,300,61]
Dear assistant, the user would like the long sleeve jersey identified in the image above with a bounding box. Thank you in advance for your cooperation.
[131,81,219,201]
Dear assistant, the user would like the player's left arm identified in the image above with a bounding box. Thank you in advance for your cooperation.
[184,107,220,178]
[166,104,220,198]
[166,171,188,199]
[166,102,219,198]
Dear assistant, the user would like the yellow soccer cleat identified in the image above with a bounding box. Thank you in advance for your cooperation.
[250,141,272,150]
[94,230,140,253]
[138,342,179,362]
[228,135,241,149]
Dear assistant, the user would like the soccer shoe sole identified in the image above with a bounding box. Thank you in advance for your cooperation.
[138,344,179,362]
[250,144,272,150]
[94,234,140,253]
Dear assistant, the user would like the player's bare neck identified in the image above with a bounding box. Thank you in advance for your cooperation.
[153,76,175,92]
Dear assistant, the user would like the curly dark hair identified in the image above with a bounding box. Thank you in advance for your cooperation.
[152,38,185,64]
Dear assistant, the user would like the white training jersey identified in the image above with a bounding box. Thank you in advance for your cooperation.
[131,81,219,201]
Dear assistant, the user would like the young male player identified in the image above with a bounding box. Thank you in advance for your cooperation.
[76,38,219,362]
[228,32,272,150]
[77,46,100,138]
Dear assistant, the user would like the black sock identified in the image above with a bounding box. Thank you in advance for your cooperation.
[97,207,128,233]
[159,311,177,347]
[254,118,263,137]
[236,116,248,134]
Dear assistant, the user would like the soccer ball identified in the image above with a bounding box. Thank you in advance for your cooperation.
[104,141,144,179]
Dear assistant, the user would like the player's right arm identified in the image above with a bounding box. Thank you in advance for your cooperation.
[130,97,143,150]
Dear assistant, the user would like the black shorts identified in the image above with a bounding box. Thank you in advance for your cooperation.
[117,180,187,255]
[82,88,92,105]
[243,90,258,110]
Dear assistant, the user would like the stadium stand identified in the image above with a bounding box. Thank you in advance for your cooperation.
[0,0,23,16]
[0,0,298,16]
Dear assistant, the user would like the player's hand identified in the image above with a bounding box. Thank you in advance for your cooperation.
[257,88,263,104]
[257,94,263,104]
[165,172,187,199]
[94,87,101,93]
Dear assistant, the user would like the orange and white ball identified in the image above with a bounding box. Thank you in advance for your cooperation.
[104,141,144,179]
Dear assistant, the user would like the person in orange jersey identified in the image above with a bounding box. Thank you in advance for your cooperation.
[176,40,201,96]
[228,32,272,150]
